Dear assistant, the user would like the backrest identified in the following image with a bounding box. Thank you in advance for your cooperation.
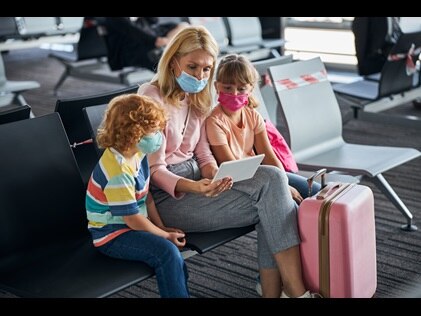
[77,18,108,60]
[400,18,421,33]
[156,17,187,24]
[0,53,6,85]
[252,55,293,128]
[14,17,83,38]
[15,17,57,37]
[55,85,139,184]
[95,17,133,71]
[253,86,270,121]
[268,57,344,161]
[0,104,31,124]
[55,85,139,145]
[252,55,293,82]
[0,113,87,258]
[59,17,84,34]
[224,17,263,47]
[0,17,18,40]
[187,17,229,50]
[83,104,107,157]
[378,30,421,97]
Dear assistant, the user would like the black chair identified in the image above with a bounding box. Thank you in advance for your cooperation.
[83,103,255,255]
[333,31,421,129]
[55,85,139,186]
[83,103,107,156]
[0,104,31,125]
[0,113,153,298]
[334,31,421,100]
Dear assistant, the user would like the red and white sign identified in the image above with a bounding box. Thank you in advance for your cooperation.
[274,70,328,91]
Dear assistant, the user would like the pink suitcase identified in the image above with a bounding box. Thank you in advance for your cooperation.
[298,170,377,298]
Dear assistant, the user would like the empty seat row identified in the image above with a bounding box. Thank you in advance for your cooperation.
[187,17,284,60]
[49,17,155,95]
[0,17,83,40]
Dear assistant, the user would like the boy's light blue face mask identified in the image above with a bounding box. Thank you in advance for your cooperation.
[174,60,208,93]
[137,131,163,154]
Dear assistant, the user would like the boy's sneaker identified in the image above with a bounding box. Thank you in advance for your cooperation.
[281,290,322,298]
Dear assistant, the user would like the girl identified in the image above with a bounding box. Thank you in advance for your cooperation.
[206,54,321,297]
[206,53,320,205]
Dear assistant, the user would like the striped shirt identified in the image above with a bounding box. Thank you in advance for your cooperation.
[85,148,150,247]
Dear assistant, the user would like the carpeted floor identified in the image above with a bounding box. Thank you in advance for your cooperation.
[2,48,421,298]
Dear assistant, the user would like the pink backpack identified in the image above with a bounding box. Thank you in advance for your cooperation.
[265,119,298,173]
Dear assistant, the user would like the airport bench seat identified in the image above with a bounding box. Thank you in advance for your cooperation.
[0,113,256,297]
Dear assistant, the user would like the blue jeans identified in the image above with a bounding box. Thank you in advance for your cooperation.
[287,172,321,198]
[98,230,189,298]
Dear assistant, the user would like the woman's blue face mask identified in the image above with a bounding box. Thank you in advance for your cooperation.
[174,60,208,93]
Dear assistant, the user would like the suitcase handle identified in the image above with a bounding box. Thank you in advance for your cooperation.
[306,168,327,197]
[316,183,342,200]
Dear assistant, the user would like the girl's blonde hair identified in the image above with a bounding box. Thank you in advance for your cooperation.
[215,54,260,109]
[97,94,167,153]
[152,25,219,115]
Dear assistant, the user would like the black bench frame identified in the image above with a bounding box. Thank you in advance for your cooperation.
[0,114,154,298]
[0,103,254,297]
[55,85,140,186]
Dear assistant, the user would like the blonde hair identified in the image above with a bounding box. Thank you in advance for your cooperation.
[152,25,219,115]
[215,54,260,109]
[97,94,167,152]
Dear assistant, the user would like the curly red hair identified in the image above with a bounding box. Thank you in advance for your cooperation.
[97,94,167,152]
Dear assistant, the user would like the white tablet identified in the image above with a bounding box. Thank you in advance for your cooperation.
[212,154,265,183]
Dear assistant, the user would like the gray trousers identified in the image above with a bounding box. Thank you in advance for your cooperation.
[151,158,300,269]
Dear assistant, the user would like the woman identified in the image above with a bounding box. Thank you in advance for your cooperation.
[138,26,319,298]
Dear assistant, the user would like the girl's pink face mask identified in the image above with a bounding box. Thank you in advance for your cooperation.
[218,91,249,112]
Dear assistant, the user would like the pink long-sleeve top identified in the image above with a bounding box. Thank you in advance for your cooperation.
[138,83,217,199]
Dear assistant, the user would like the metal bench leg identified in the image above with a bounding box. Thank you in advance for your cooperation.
[13,94,35,117]
[270,48,281,58]
[371,174,417,231]
[54,66,70,96]
[14,94,26,107]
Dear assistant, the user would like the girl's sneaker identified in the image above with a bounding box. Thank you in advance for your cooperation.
[281,290,322,298]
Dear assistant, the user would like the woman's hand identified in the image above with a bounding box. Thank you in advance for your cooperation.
[195,177,233,198]
[175,164,232,197]
[289,186,304,205]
